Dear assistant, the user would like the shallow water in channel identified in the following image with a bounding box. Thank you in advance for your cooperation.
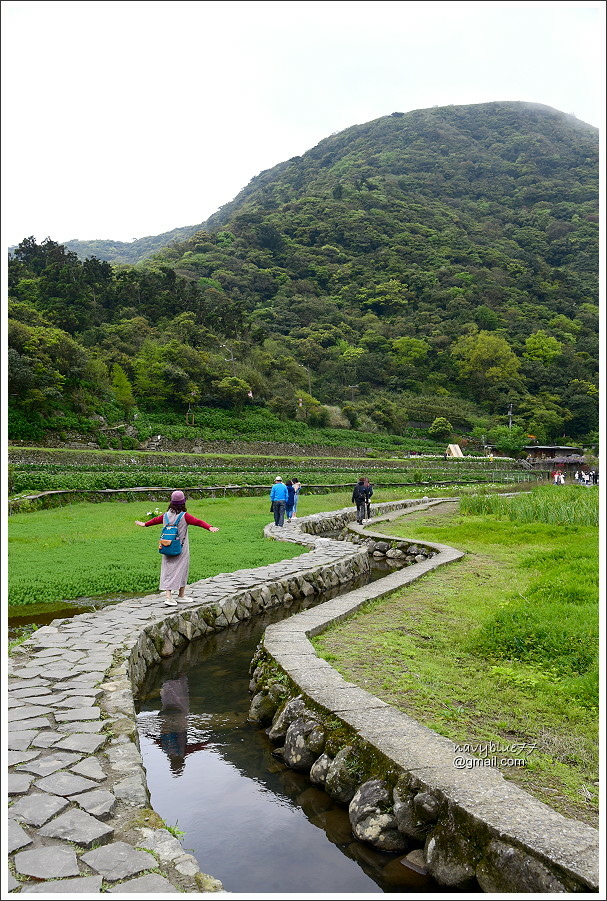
[134,564,465,894]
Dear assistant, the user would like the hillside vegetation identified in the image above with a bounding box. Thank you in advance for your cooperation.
[8,102,598,449]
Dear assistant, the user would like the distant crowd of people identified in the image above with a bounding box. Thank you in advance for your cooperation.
[552,469,598,486]
[574,469,598,485]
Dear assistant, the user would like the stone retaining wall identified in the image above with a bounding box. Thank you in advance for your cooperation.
[9,479,539,516]
[9,439,443,459]
[7,497,427,894]
[246,509,600,894]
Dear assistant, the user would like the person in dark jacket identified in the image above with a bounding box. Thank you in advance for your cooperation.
[285,480,296,522]
[352,477,367,524]
[362,476,374,519]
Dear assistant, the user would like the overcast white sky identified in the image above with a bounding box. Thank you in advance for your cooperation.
[1,0,604,248]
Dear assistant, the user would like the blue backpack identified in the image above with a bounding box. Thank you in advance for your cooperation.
[158,512,185,555]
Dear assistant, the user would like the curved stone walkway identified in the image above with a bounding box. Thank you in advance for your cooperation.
[6,497,426,894]
[252,508,600,893]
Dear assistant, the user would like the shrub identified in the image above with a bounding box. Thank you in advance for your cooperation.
[324,406,351,428]
[427,417,454,440]
[8,409,46,441]
[308,406,331,428]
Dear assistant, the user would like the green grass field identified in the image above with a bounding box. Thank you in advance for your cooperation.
[8,496,299,610]
[313,486,599,825]
[7,488,409,610]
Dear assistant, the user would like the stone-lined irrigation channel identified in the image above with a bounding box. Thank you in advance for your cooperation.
[6,499,599,894]
[134,563,447,894]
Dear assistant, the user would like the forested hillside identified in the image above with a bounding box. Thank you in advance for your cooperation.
[8,102,599,448]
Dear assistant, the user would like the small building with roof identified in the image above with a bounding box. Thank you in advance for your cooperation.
[523,445,585,469]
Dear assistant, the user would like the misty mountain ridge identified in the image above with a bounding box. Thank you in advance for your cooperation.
[62,222,204,265]
[63,101,598,264]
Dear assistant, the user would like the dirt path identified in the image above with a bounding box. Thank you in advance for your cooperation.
[375,500,460,528]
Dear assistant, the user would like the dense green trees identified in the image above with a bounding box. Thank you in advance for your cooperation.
[7,103,598,446]
[485,425,530,457]
[451,331,523,400]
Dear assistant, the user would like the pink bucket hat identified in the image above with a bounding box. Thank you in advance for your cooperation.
[171,490,186,503]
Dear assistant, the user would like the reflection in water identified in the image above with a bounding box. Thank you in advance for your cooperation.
[135,574,460,894]
[154,674,209,775]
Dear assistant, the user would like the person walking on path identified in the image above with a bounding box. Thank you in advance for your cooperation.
[291,477,302,518]
[270,476,288,527]
[285,479,296,522]
[362,476,374,520]
[136,490,219,606]
[352,477,367,525]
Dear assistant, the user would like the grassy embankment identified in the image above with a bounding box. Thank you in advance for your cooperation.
[10,406,450,454]
[313,485,599,826]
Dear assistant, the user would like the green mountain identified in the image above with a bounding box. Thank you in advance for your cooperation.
[63,222,204,264]
[8,102,599,448]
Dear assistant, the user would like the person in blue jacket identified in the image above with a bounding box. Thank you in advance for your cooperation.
[270,476,289,527]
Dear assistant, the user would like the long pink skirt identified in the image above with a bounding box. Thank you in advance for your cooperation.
[159,536,190,590]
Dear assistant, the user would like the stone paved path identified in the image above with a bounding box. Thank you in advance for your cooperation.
[6,508,378,895]
[6,585,213,894]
